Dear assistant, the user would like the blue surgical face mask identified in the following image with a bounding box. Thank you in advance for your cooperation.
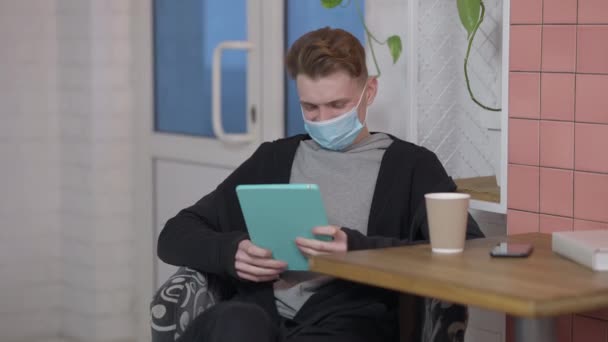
[302,86,367,151]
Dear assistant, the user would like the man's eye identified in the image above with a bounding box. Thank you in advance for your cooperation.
[303,104,317,111]
[332,102,347,109]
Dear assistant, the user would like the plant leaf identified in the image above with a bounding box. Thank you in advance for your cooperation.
[457,0,481,39]
[387,35,402,64]
[320,0,342,9]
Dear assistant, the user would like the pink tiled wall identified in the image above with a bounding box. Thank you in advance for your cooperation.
[509,0,608,341]
[509,0,608,236]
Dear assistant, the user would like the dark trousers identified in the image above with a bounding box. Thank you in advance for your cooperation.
[177,300,394,342]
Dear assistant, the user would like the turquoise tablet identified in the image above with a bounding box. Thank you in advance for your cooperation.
[235,184,330,271]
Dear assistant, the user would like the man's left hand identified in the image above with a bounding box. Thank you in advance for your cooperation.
[295,225,347,257]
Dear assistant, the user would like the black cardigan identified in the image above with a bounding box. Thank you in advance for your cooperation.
[158,134,484,324]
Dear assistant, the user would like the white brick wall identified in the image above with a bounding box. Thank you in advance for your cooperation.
[57,0,136,341]
[0,0,137,341]
[0,1,62,341]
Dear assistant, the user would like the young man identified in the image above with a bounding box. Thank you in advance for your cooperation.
[158,27,483,342]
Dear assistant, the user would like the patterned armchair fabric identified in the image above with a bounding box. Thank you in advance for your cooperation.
[150,267,222,342]
[150,267,468,342]
[420,298,468,342]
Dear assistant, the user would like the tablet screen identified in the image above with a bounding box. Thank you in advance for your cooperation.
[236,184,329,270]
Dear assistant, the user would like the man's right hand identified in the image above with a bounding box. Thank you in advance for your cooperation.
[235,239,287,282]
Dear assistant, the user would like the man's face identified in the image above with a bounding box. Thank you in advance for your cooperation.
[296,71,376,123]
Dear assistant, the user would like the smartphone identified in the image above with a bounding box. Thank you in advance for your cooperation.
[490,242,534,258]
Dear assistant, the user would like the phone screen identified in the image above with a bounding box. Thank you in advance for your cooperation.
[490,242,533,257]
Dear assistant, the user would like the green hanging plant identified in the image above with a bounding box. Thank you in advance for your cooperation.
[457,0,501,111]
[321,0,501,112]
[321,0,402,78]
[457,0,481,39]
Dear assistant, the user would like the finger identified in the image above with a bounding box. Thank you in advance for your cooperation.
[235,261,283,277]
[333,228,348,243]
[251,257,287,269]
[236,271,278,283]
[297,245,321,258]
[295,237,321,250]
[238,239,253,249]
[237,271,278,282]
[245,244,272,258]
[235,260,281,276]
[296,237,341,253]
[311,225,338,236]
[235,251,287,270]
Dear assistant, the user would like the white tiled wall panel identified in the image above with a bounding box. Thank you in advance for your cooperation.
[63,287,133,315]
[0,262,62,288]
[0,235,61,262]
[0,312,62,342]
[62,263,133,293]
[0,285,62,315]
[62,189,132,216]
[63,312,134,342]
[61,213,134,244]
[0,0,137,341]
[62,239,134,269]
[417,0,503,179]
[57,0,136,340]
[0,1,62,341]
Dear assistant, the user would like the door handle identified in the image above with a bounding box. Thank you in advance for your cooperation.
[212,41,256,144]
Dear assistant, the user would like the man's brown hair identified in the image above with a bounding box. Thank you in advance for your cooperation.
[285,27,367,81]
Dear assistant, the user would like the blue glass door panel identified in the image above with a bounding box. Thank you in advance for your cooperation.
[154,0,247,137]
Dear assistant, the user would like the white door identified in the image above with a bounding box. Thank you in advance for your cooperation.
[134,0,284,289]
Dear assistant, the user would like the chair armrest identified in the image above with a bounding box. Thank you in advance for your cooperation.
[150,267,222,342]
[420,298,468,342]
[400,295,468,342]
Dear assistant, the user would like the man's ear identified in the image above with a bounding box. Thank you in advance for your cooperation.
[365,76,379,106]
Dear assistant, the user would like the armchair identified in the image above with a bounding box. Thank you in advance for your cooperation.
[150,267,468,342]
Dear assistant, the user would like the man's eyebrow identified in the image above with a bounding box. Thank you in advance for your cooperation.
[300,97,350,106]
[328,98,350,105]
[300,101,316,106]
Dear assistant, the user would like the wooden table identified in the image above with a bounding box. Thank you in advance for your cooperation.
[455,175,500,203]
[309,233,608,341]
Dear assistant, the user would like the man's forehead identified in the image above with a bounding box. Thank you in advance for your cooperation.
[297,71,359,87]
[296,73,362,103]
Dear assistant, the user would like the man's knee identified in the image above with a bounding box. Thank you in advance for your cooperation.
[182,302,277,342]
[210,302,277,340]
[213,301,272,326]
